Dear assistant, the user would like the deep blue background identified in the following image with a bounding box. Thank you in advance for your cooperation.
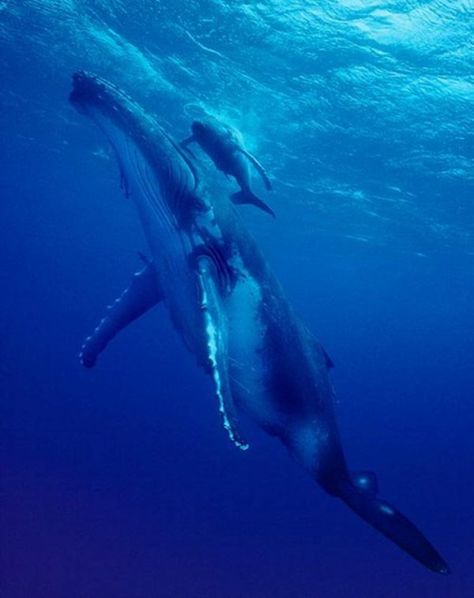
[1,1,473,596]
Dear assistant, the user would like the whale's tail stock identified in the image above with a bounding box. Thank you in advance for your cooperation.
[287,423,448,573]
[334,471,450,574]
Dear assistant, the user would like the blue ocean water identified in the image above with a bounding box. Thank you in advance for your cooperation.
[1,1,473,596]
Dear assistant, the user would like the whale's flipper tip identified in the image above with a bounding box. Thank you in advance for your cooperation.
[79,263,162,370]
[231,190,275,218]
[79,345,97,368]
[337,474,450,574]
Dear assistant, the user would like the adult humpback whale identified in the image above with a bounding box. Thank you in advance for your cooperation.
[69,72,449,574]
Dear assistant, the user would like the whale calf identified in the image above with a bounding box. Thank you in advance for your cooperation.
[69,72,449,574]
[182,116,275,217]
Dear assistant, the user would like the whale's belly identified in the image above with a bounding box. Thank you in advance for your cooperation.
[225,270,276,427]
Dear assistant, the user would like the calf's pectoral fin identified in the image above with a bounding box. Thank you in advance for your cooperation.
[80,261,162,368]
[237,148,273,191]
[180,135,195,148]
[196,256,249,451]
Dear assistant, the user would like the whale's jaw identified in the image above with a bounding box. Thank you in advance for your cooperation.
[69,72,208,354]
[70,72,180,252]
[70,71,136,122]
[69,71,201,221]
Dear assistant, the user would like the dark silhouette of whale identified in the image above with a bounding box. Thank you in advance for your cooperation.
[182,116,275,218]
[69,71,449,575]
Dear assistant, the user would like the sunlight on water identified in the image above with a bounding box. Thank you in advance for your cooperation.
[0,0,472,250]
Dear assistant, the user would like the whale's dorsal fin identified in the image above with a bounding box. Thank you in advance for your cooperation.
[80,261,162,368]
[322,346,334,369]
[311,337,334,369]
[196,255,249,451]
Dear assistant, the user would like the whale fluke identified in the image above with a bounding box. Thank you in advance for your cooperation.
[338,475,450,574]
[231,189,276,218]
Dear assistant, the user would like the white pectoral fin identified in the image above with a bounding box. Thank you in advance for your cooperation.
[80,261,162,368]
[238,148,273,191]
[197,257,249,451]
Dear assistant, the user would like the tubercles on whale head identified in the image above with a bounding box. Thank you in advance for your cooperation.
[69,71,103,108]
[69,71,128,121]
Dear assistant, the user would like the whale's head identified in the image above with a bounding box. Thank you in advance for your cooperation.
[69,71,127,120]
[69,72,204,228]
[70,71,102,109]
[191,117,230,143]
[69,71,165,150]
[191,119,214,141]
[191,120,205,135]
[191,117,240,150]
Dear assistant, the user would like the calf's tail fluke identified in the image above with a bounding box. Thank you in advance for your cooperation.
[337,472,450,574]
[231,189,275,218]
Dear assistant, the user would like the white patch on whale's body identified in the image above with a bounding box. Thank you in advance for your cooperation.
[225,262,274,427]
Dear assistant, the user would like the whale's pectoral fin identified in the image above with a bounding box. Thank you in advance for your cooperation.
[237,148,273,191]
[337,473,450,574]
[80,261,162,368]
[196,256,249,451]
